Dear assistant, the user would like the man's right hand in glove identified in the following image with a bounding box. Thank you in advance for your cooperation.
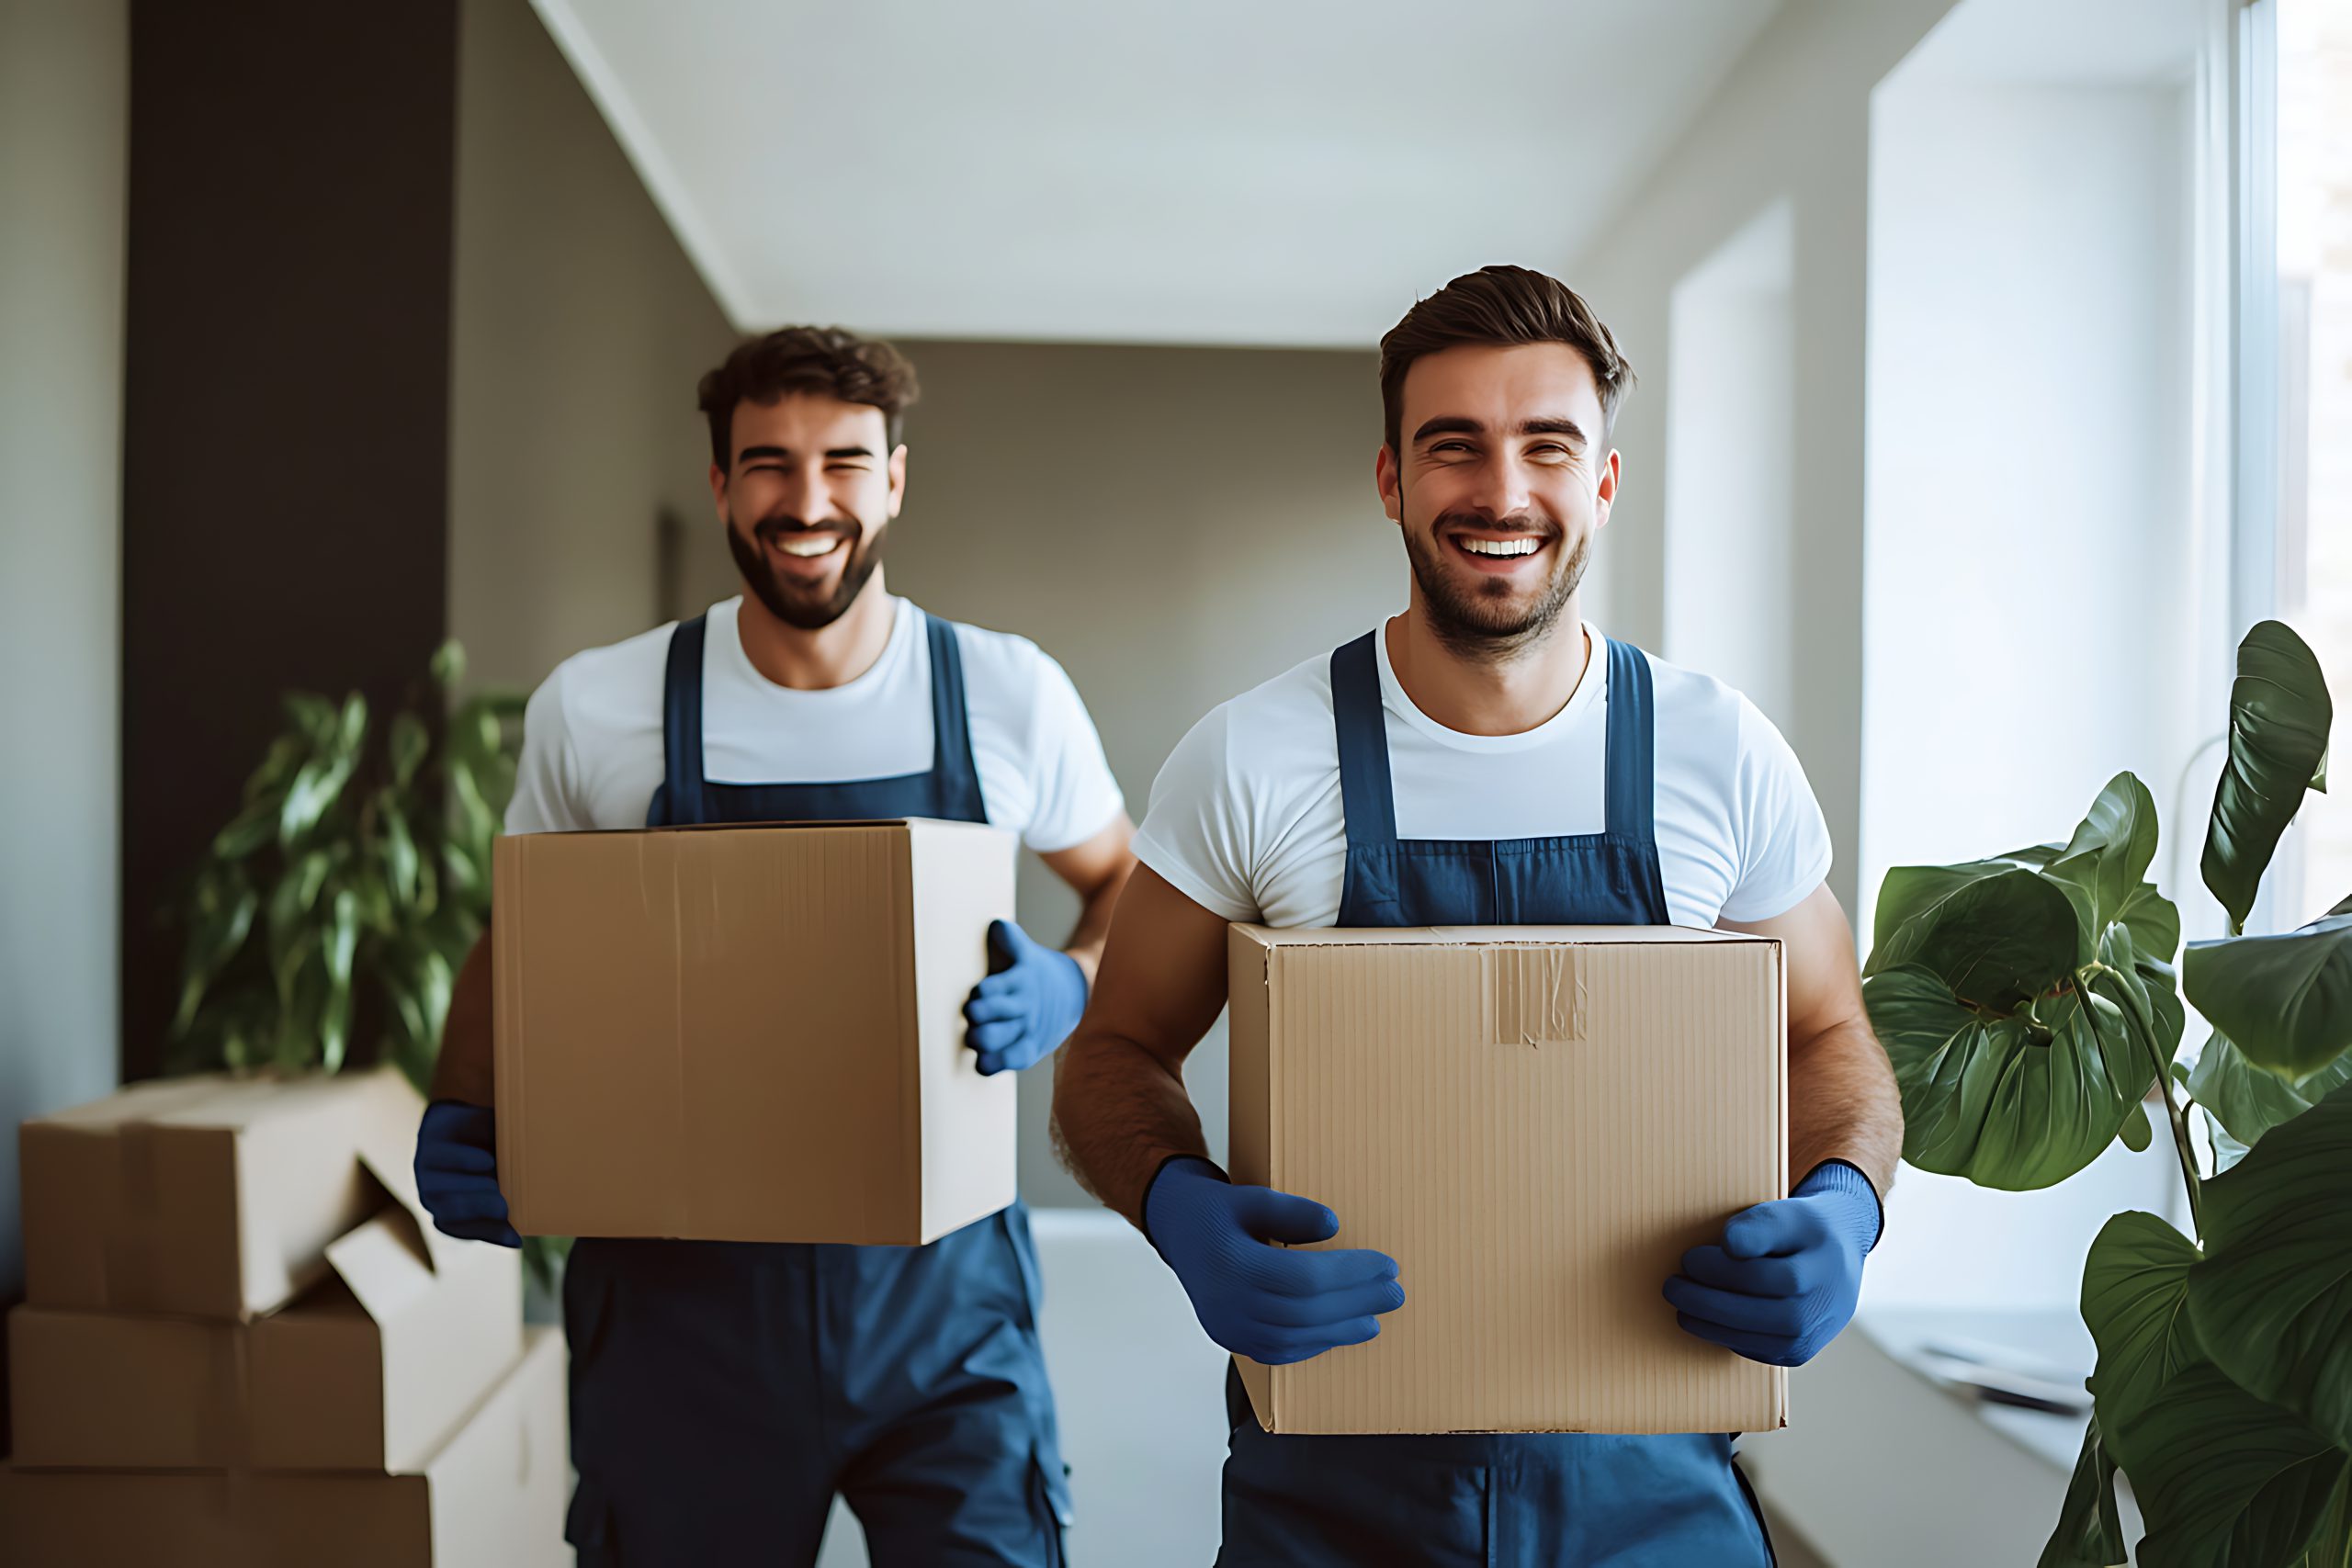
[1143,1156,1403,1365]
[413,1100,521,1247]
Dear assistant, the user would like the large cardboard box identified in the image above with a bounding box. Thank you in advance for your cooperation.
[493,818,1018,1245]
[0,1327,569,1568]
[1227,924,1788,1436]
[9,1150,522,1472]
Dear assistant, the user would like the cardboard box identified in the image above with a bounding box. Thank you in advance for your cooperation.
[9,1150,522,1472]
[0,1327,569,1568]
[20,1067,424,1319]
[1227,924,1788,1436]
[493,818,1018,1245]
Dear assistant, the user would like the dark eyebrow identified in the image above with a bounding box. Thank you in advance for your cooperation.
[1411,416,1485,445]
[1519,417,1587,445]
[1410,415,1589,446]
[734,444,876,464]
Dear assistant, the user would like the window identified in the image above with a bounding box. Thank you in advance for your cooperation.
[2269,0,2352,928]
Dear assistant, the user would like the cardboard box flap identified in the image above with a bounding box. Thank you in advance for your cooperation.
[323,1150,440,1325]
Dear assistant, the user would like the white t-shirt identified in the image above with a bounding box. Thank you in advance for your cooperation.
[1132,622,1831,931]
[505,595,1125,850]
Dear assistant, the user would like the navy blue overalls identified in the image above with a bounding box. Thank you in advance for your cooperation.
[1216,629,1774,1567]
[562,609,1070,1568]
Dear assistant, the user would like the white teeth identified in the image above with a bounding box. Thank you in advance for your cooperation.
[777,535,842,558]
[1461,536,1541,558]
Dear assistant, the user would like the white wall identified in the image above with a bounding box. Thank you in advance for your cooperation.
[0,0,127,1300]
[1572,0,1967,912]
[1664,200,1798,728]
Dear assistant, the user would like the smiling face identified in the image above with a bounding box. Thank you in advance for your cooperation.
[710,391,906,630]
[1376,341,1620,658]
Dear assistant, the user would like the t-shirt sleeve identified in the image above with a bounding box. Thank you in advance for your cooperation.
[503,668,593,835]
[1130,705,1264,922]
[1716,696,1835,923]
[1017,649,1127,853]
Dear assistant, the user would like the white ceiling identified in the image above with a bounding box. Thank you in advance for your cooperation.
[532,0,1785,348]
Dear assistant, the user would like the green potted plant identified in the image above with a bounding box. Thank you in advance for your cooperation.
[1863,620,2346,1565]
[166,642,563,1280]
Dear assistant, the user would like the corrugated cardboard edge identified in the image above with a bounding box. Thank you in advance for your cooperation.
[888,824,922,1241]
[1225,926,1277,1427]
[492,835,528,1229]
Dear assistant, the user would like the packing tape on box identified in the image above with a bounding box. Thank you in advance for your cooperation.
[101,1122,168,1307]
[1482,946,1586,1046]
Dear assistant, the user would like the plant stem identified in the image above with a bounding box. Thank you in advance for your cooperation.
[2154,1052,2205,1239]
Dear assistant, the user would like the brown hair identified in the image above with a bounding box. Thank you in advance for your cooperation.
[1377,265,1634,453]
[697,326,921,469]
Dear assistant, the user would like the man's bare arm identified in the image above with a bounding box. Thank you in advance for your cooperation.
[428,931,495,1107]
[1723,882,1903,1197]
[1038,812,1138,986]
[1050,865,1234,1226]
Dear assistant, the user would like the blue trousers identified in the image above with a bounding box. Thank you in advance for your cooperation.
[1217,1366,1774,1566]
[563,1201,1069,1567]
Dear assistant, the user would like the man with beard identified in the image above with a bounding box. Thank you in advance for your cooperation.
[413,327,1136,1566]
[1052,266,1900,1564]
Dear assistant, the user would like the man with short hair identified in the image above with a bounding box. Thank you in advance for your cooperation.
[1053,265,1900,1564]
[417,327,1135,1567]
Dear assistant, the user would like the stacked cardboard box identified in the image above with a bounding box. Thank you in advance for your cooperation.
[3,1067,567,1567]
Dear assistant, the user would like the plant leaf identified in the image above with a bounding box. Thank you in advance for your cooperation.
[389,711,429,791]
[1865,958,2154,1190]
[2045,773,2162,941]
[2119,1101,2153,1152]
[2132,1363,2347,1568]
[2080,1210,2203,1476]
[2185,914,2352,1081]
[430,639,466,689]
[2041,1414,2128,1568]
[2186,1079,2352,1452]
[1868,856,2084,980]
[172,867,257,1035]
[2202,620,2333,932]
[2188,1031,2352,1149]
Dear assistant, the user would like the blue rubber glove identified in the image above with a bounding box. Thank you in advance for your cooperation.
[1144,1156,1406,1365]
[413,1100,521,1247]
[962,919,1089,1076]
[1664,1160,1881,1367]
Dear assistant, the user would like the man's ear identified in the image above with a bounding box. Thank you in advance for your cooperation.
[888,443,909,519]
[1374,444,1403,525]
[707,461,728,518]
[1593,447,1620,533]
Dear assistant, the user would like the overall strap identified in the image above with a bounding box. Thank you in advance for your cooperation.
[1601,636,1659,851]
[655,614,710,828]
[922,613,989,822]
[1329,631,1399,852]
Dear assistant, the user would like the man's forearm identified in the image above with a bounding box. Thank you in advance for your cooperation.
[1060,861,1134,987]
[1051,1022,1212,1228]
[1789,1012,1903,1197]
[428,931,495,1106]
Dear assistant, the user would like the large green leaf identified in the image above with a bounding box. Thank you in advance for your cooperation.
[2185,914,2352,1082]
[2202,620,2333,933]
[2186,1079,2352,1451]
[1866,958,2154,1189]
[2188,1030,2352,1149]
[2080,1211,2203,1474]
[2041,1414,2128,1568]
[1870,858,2086,981]
[2132,1362,2349,1568]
